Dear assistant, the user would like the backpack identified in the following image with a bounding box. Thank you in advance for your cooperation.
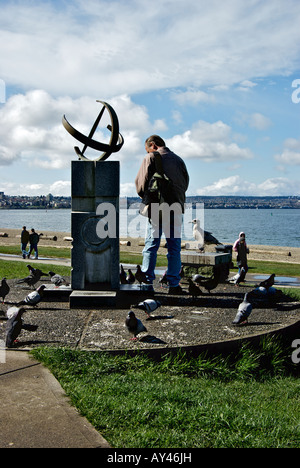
[139,152,174,219]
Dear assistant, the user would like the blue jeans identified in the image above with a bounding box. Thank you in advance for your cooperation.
[28,244,38,259]
[21,243,28,257]
[142,207,182,287]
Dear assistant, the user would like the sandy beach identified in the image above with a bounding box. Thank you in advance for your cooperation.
[0,227,299,264]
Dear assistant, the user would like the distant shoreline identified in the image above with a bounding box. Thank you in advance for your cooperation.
[1,194,300,210]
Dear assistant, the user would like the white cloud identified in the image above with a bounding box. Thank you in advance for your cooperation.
[197,175,300,196]
[0,1,300,198]
[235,112,273,131]
[120,183,136,197]
[1,1,300,97]
[0,91,154,168]
[167,121,254,162]
[197,175,253,195]
[170,89,215,106]
[248,113,272,131]
[238,80,258,92]
[275,138,300,166]
[49,180,71,196]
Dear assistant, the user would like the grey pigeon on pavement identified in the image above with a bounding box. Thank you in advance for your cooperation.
[126,269,135,284]
[28,265,48,277]
[125,311,147,340]
[133,299,161,318]
[0,278,10,303]
[48,271,68,287]
[228,267,246,286]
[16,264,47,288]
[120,265,127,284]
[232,293,253,325]
[188,279,203,299]
[258,273,275,290]
[193,269,221,293]
[135,265,150,286]
[192,274,207,283]
[5,306,38,348]
[17,284,46,307]
[5,307,26,348]
[159,271,169,287]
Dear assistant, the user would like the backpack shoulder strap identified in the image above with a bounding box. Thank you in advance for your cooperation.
[153,151,164,175]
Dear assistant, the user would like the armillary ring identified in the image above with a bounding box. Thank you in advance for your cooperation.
[62,100,124,161]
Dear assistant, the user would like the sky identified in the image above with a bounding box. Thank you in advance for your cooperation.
[0,0,300,198]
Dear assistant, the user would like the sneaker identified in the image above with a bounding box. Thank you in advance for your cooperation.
[168,285,187,295]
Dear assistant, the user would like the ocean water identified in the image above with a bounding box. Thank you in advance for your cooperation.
[0,208,299,248]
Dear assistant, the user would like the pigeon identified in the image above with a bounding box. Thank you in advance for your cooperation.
[48,271,68,287]
[232,293,253,325]
[258,274,275,290]
[27,265,48,280]
[125,311,147,340]
[16,273,39,288]
[159,271,169,287]
[229,267,246,286]
[16,265,47,288]
[189,219,222,245]
[0,278,10,304]
[135,265,150,286]
[126,269,135,284]
[17,284,46,307]
[5,307,26,348]
[120,265,128,284]
[188,279,203,299]
[194,270,221,293]
[5,307,38,348]
[159,268,183,287]
[133,299,161,318]
[252,286,268,298]
[192,274,207,283]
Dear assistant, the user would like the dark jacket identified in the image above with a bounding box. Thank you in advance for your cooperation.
[135,147,189,210]
[29,232,39,245]
[21,229,29,244]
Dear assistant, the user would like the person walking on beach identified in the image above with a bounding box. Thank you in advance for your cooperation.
[233,231,249,276]
[21,226,29,259]
[28,228,40,259]
[135,135,189,294]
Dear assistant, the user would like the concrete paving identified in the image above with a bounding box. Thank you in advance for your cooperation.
[0,350,111,448]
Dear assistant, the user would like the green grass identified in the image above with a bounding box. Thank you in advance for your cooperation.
[0,245,71,258]
[31,338,300,448]
[0,259,71,279]
[246,260,300,277]
[0,244,299,276]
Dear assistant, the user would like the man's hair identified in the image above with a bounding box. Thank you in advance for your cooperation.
[145,135,165,147]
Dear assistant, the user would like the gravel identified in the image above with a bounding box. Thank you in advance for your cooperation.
[1,276,299,353]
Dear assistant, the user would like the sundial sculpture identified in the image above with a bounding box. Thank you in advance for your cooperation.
[63,101,123,306]
[62,100,124,161]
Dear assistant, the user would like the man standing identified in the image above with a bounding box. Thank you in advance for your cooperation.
[21,226,29,259]
[135,135,189,294]
[28,228,40,260]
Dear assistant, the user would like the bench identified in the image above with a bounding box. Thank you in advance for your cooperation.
[181,251,232,281]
